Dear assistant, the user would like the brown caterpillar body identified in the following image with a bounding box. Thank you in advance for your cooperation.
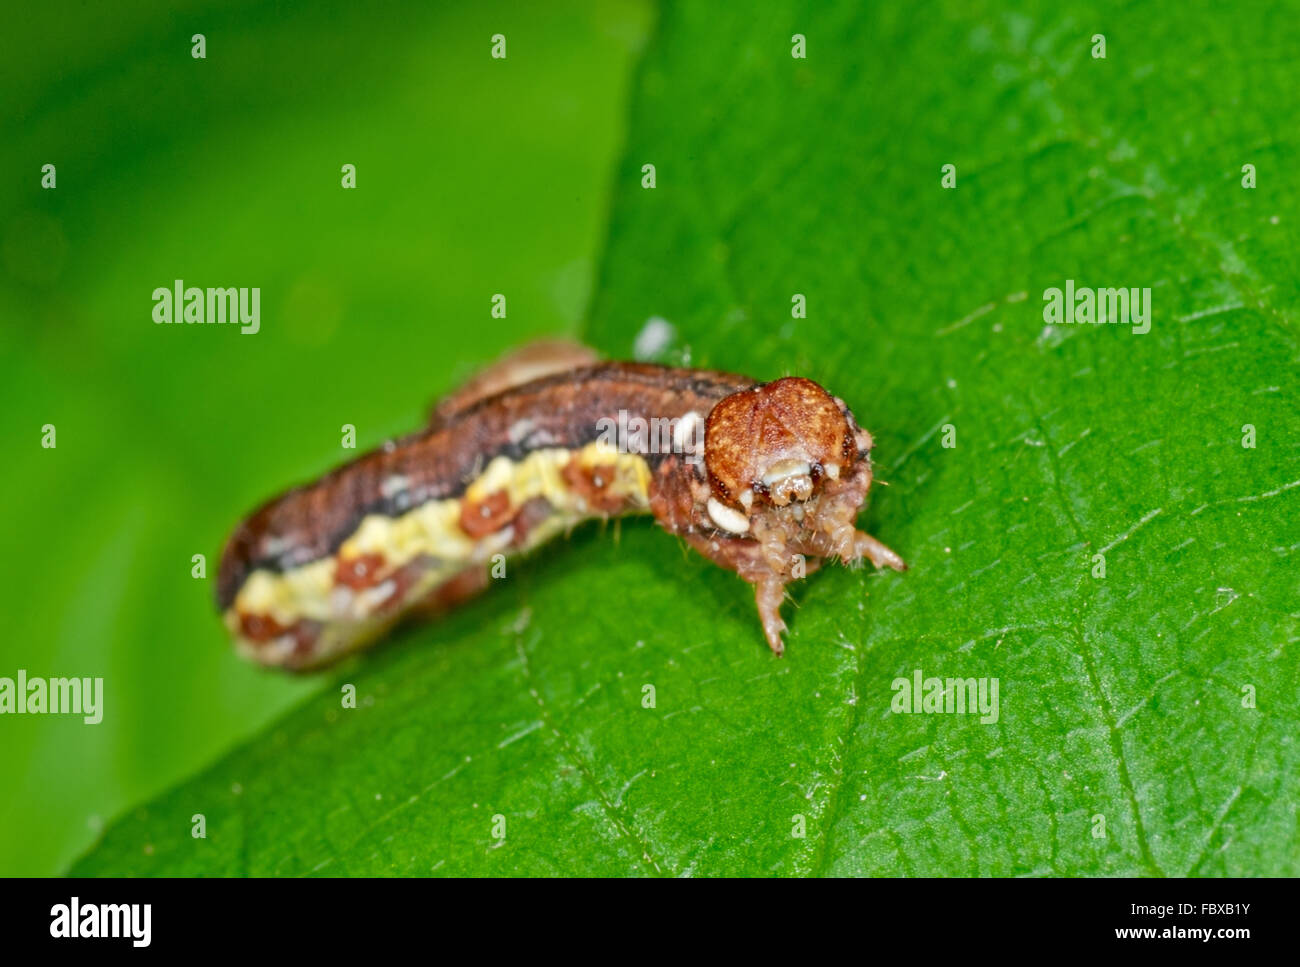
[217,343,905,669]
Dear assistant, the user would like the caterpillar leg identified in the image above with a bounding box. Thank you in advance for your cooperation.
[682,532,808,655]
[682,523,903,655]
[853,531,907,572]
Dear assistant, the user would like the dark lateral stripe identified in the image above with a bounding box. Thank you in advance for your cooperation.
[215,363,759,610]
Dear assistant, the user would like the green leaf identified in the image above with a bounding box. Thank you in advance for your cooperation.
[73,0,1298,876]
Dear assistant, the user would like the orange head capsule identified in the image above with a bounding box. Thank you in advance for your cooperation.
[704,377,860,511]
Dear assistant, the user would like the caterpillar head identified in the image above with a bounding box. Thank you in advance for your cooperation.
[702,377,869,533]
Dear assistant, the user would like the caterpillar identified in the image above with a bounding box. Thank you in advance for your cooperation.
[216,342,906,670]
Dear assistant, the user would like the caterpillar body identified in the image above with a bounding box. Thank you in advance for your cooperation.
[216,342,905,670]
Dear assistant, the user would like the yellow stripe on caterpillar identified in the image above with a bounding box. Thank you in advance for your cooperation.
[230,443,654,631]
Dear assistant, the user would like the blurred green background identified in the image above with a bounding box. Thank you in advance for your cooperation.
[0,0,652,875]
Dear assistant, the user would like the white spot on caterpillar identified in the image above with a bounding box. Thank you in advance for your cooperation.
[260,535,300,559]
[508,418,555,448]
[381,475,411,499]
[707,497,750,534]
[262,636,298,665]
[761,459,811,486]
[355,580,398,612]
[475,527,515,559]
[329,586,355,616]
[673,410,703,454]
